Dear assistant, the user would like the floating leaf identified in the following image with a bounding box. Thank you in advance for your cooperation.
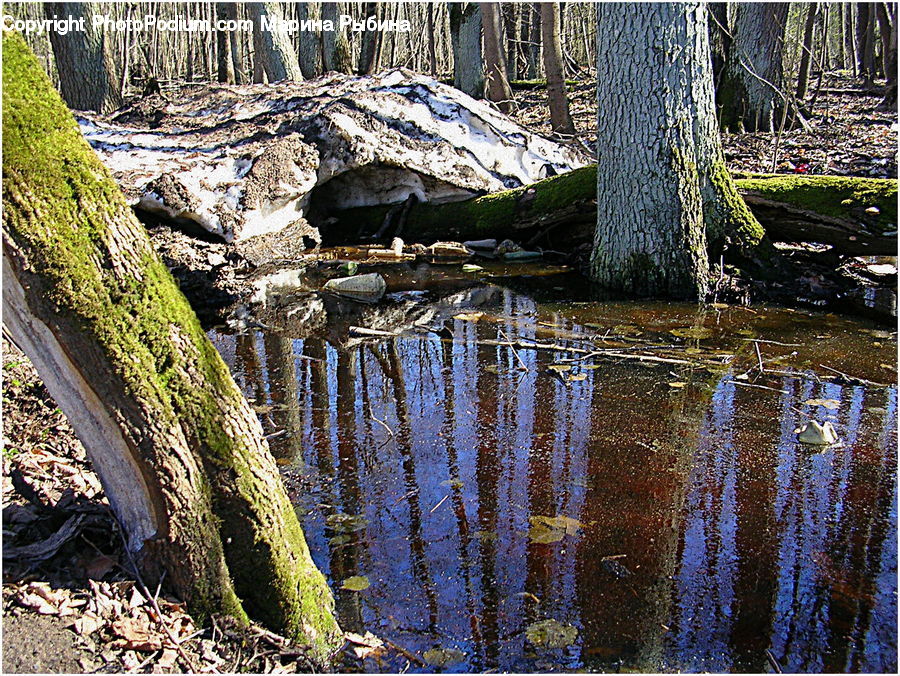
[325,512,368,533]
[803,398,840,410]
[530,515,583,535]
[329,534,352,547]
[461,264,484,273]
[668,382,687,388]
[474,530,498,542]
[568,373,587,382]
[525,619,578,648]
[341,575,370,591]
[528,523,566,544]
[454,311,484,322]
[441,478,464,489]
[483,364,501,374]
[670,326,713,339]
[547,363,572,372]
[423,648,466,667]
[612,324,641,335]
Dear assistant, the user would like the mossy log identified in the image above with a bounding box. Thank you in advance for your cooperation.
[2,33,341,662]
[328,165,898,256]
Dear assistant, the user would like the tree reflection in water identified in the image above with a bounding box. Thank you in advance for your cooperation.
[209,285,897,673]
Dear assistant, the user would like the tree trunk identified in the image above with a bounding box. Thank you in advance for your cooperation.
[357,2,381,75]
[227,2,247,84]
[44,2,121,113]
[482,3,514,112]
[878,3,898,110]
[856,2,875,82]
[322,2,352,73]
[449,3,484,98]
[426,3,438,75]
[246,2,303,82]
[1,33,341,662]
[216,3,236,84]
[526,2,542,79]
[503,2,519,81]
[541,2,575,136]
[329,167,898,258]
[796,3,818,100]
[845,2,858,76]
[296,2,322,79]
[592,3,763,299]
[719,3,789,132]
[708,2,730,93]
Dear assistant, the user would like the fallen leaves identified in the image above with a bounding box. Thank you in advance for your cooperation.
[527,515,583,544]
[340,575,370,591]
[525,619,579,648]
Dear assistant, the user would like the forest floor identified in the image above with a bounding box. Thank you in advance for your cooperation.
[2,71,897,674]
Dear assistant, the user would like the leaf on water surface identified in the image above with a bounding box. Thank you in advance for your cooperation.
[474,530,498,542]
[528,523,566,544]
[461,264,484,273]
[341,575,370,591]
[325,512,369,533]
[612,324,641,335]
[454,311,484,322]
[670,326,713,339]
[528,515,583,542]
[803,398,841,409]
[423,648,466,667]
[525,619,578,649]
[582,364,601,370]
[440,478,464,488]
[568,373,587,382]
[547,364,572,372]
[483,364,501,374]
[329,534,352,547]
[668,382,687,388]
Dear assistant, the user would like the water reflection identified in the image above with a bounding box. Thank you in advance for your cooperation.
[209,283,897,673]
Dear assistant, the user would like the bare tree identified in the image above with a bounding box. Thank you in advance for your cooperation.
[247,2,303,82]
[719,3,789,132]
[357,2,381,75]
[541,2,575,136]
[322,2,352,73]
[482,2,514,112]
[449,2,484,98]
[296,2,322,79]
[44,2,121,112]
[796,3,819,100]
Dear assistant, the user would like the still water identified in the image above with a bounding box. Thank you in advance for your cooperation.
[209,268,897,673]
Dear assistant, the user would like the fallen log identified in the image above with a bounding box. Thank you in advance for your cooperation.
[327,166,897,256]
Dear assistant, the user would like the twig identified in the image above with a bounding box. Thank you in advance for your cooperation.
[754,342,765,374]
[740,339,802,347]
[429,494,449,514]
[383,638,426,667]
[819,364,888,387]
[727,380,788,394]
[766,649,783,674]
[498,328,530,371]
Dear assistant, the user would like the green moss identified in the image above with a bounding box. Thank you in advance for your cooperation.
[735,174,898,230]
[709,162,766,250]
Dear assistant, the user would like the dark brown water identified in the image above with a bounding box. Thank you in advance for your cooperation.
[210,270,897,673]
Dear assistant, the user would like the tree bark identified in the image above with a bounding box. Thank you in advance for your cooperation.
[526,2,542,79]
[296,2,322,79]
[719,3,789,132]
[246,2,303,82]
[322,2,352,73]
[875,2,897,109]
[856,2,876,82]
[426,2,438,75]
[593,3,761,299]
[796,3,818,101]
[708,2,730,93]
[482,3,514,112]
[845,2,858,76]
[449,2,484,98]
[357,2,381,75]
[329,167,898,258]
[541,2,575,136]
[44,2,121,113]
[1,33,341,662]
[216,3,236,83]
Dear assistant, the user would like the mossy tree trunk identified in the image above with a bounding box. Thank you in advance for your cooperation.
[719,3,789,132]
[44,2,121,113]
[1,33,341,663]
[592,3,762,300]
[322,2,352,74]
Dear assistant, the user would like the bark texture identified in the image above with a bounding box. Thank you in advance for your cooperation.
[44,2,121,112]
[296,2,322,79]
[796,3,818,101]
[322,2,352,73]
[216,3,236,84]
[449,2,484,98]
[592,3,761,299]
[246,2,303,82]
[541,2,575,136]
[356,2,381,75]
[482,2,514,112]
[1,33,341,662]
[719,3,789,132]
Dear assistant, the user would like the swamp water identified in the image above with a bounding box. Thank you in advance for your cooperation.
[209,264,897,673]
